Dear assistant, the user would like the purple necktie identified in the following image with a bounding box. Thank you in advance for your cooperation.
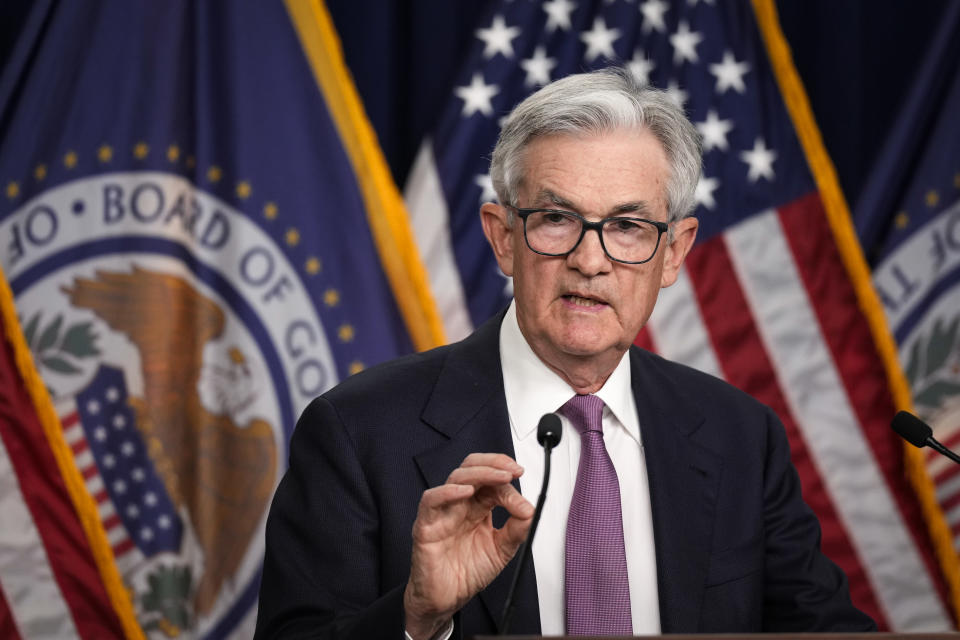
[560,394,632,635]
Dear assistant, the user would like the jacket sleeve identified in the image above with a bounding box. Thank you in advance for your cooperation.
[254,396,407,640]
[760,407,877,632]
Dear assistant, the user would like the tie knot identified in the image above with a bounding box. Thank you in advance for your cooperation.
[559,394,605,435]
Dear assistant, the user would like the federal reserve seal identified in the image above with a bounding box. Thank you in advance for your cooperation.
[1,172,338,637]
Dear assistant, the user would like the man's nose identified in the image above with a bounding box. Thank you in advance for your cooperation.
[566,227,611,275]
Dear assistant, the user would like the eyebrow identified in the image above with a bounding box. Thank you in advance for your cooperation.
[531,189,655,217]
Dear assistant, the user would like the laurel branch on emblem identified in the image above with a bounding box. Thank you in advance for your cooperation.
[904,316,960,414]
[21,311,100,383]
[140,564,193,637]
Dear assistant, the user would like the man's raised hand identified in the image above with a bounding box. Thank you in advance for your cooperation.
[403,453,534,640]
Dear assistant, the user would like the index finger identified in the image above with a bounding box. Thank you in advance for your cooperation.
[458,453,522,474]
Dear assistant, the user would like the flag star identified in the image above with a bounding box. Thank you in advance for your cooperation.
[140,527,154,541]
[521,46,557,87]
[105,387,120,402]
[670,20,703,64]
[94,426,108,442]
[476,14,521,59]
[543,0,576,32]
[475,174,498,203]
[580,17,621,62]
[639,0,669,33]
[709,50,750,94]
[121,440,136,457]
[87,400,100,415]
[144,491,158,507]
[665,80,688,109]
[740,138,777,182]
[113,479,127,495]
[113,414,126,429]
[126,504,140,519]
[696,109,734,152]
[158,514,172,529]
[455,73,499,117]
[103,454,116,468]
[628,50,656,85]
[695,175,720,209]
[131,467,146,482]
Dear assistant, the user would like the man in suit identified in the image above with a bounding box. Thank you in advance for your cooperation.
[255,67,875,639]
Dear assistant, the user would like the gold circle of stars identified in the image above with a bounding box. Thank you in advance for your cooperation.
[894,211,909,229]
[338,324,355,343]
[925,190,939,208]
[7,142,364,377]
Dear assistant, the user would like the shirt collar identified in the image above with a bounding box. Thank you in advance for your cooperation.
[499,301,639,443]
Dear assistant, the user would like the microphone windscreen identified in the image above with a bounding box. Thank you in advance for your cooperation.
[536,413,562,448]
[891,411,932,448]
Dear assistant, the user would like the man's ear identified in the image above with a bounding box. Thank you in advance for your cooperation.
[480,202,516,277]
[660,216,698,288]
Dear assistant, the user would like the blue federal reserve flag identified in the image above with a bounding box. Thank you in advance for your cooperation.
[856,3,960,570]
[0,1,440,638]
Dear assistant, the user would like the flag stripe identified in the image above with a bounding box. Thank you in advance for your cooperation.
[0,588,23,640]
[405,141,474,342]
[725,209,948,630]
[779,194,953,611]
[633,326,655,353]
[646,266,723,380]
[113,540,136,557]
[0,431,78,639]
[684,232,885,626]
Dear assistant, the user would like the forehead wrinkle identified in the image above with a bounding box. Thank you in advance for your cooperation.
[529,188,575,210]
[532,188,655,219]
[612,201,654,216]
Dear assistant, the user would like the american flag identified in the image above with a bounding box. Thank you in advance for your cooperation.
[404,0,954,630]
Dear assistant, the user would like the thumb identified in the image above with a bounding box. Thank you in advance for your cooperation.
[497,497,534,559]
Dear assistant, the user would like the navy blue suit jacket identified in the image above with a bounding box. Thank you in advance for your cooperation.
[255,313,875,638]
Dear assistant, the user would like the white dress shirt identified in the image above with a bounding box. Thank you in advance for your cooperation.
[500,301,661,635]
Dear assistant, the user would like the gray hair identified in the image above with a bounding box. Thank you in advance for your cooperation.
[489,66,702,225]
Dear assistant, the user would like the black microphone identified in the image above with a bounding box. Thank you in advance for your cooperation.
[891,411,960,465]
[499,413,562,634]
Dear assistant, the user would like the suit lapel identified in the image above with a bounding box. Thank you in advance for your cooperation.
[631,349,722,633]
[413,313,542,635]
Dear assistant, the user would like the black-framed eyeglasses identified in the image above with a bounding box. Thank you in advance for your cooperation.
[508,206,669,265]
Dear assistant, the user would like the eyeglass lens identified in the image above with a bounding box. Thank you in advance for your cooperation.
[524,210,661,263]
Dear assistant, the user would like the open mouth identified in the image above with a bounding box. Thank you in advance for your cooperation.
[562,294,607,308]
